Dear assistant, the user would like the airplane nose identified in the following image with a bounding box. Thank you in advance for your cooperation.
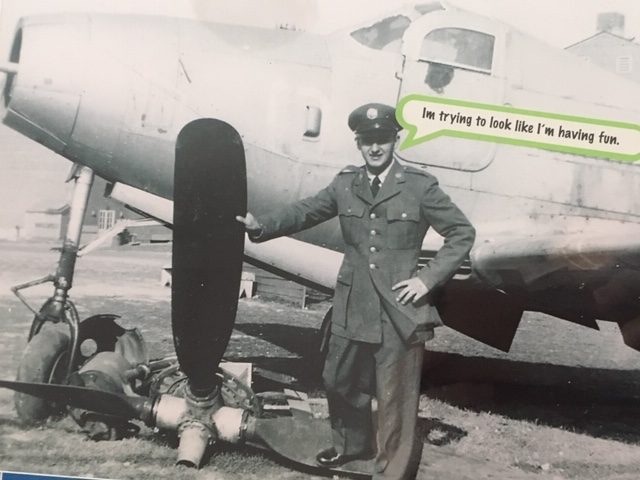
[1,15,90,154]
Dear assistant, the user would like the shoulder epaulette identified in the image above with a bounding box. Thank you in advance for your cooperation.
[402,165,433,178]
[338,165,360,174]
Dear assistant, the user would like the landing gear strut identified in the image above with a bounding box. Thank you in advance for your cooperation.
[11,166,94,422]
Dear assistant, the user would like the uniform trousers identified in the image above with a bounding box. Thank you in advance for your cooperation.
[322,308,424,480]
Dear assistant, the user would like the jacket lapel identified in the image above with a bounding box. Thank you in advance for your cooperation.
[352,168,373,205]
[371,161,404,208]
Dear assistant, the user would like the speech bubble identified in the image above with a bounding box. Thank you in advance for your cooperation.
[396,94,640,163]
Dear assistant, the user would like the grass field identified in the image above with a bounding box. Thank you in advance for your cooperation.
[2,241,640,479]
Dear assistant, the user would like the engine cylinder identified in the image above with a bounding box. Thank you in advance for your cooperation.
[211,406,247,444]
[153,394,188,430]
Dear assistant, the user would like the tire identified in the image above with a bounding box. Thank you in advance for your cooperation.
[14,323,70,424]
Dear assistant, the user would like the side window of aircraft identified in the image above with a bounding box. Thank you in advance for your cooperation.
[419,28,495,73]
[350,15,412,52]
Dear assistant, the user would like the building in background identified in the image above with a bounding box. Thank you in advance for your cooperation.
[22,204,70,240]
[82,177,172,244]
[20,177,170,243]
[566,12,639,83]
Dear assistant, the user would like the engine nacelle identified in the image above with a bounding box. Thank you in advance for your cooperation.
[2,13,183,198]
[3,15,87,154]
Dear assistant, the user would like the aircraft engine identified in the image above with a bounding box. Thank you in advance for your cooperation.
[2,15,89,156]
[2,13,257,465]
[1,13,183,199]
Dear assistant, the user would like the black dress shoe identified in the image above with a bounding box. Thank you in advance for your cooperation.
[316,447,372,468]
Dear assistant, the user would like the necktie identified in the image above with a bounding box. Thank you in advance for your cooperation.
[371,176,381,197]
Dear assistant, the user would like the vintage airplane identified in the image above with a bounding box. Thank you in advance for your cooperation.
[0,0,639,473]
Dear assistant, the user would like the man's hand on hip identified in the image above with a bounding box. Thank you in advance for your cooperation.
[392,277,429,305]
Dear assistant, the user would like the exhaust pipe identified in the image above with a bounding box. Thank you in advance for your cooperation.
[154,395,249,468]
[176,421,212,468]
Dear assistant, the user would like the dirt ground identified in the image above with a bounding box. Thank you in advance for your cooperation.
[2,241,640,479]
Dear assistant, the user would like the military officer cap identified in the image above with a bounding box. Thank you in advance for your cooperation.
[348,103,402,135]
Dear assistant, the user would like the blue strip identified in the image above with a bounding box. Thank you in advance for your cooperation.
[3,473,99,480]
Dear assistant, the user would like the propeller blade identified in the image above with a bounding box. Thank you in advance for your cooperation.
[250,416,374,475]
[0,379,143,419]
[172,119,247,398]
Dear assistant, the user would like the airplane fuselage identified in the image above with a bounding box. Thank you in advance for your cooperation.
[2,9,640,312]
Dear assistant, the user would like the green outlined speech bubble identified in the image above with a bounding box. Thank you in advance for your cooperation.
[396,94,640,163]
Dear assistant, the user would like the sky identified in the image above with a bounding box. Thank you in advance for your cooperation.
[0,0,638,231]
[2,0,638,47]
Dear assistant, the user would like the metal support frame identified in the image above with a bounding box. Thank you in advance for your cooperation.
[11,166,95,377]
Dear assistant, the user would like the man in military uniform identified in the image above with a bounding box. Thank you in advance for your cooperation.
[237,103,475,479]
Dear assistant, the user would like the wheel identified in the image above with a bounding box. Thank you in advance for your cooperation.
[14,323,70,424]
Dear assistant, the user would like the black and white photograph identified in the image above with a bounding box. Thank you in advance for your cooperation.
[0,1,639,479]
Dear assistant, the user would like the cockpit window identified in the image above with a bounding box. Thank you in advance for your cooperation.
[350,15,411,52]
[420,28,494,72]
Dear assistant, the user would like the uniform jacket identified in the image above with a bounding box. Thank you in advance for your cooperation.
[254,161,476,344]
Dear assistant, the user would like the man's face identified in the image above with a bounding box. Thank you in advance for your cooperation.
[356,131,397,174]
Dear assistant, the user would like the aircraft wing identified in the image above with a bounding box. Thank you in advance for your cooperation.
[471,217,640,287]
[108,182,640,352]
[429,216,640,353]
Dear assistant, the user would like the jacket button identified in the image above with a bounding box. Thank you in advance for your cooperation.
[370,230,376,236]
[401,212,407,218]
[347,208,352,212]
[370,213,376,219]
[370,246,376,253]
[369,263,376,269]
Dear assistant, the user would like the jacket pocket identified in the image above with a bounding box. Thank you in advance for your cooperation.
[336,264,354,286]
[386,205,420,249]
[338,202,365,245]
[339,203,365,218]
[332,264,353,327]
[387,205,420,222]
